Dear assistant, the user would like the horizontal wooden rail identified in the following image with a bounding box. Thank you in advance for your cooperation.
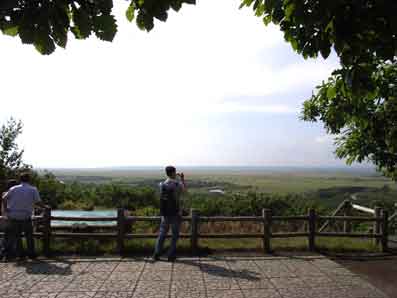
[125,216,191,222]
[52,233,117,238]
[0,216,44,222]
[51,216,117,221]
[0,232,45,237]
[318,216,381,222]
[272,216,309,221]
[198,233,263,238]
[124,233,191,239]
[317,232,382,238]
[271,232,308,238]
[51,225,117,230]
[198,216,262,222]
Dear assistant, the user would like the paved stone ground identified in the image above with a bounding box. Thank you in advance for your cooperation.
[337,255,397,298]
[0,256,389,298]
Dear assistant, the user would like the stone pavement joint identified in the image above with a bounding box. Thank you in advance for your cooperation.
[0,256,389,298]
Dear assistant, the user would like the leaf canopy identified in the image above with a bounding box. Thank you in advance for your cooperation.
[241,0,397,179]
[0,0,195,54]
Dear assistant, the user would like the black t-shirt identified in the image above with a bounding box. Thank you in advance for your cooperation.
[159,179,183,216]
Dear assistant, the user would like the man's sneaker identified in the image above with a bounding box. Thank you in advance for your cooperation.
[167,255,176,262]
[152,254,160,262]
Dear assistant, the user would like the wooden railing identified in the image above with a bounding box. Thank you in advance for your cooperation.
[0,206,391,255]
[320,198,397,248]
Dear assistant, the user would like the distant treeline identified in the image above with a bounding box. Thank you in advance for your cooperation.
[55,175,250,190]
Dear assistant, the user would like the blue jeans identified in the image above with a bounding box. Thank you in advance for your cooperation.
[154,216,181,257]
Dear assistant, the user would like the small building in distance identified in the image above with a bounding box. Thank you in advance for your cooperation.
[209,189,225,195]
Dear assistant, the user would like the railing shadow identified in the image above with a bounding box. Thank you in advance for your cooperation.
[175,259,261,281]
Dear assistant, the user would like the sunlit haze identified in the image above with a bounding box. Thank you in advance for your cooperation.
[0,0,353,169]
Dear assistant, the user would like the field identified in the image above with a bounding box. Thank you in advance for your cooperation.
[51,166,397,210]
[39,166,397,254]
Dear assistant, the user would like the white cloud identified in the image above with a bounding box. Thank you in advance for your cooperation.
[315,135,334,144]
[0,0,341,167]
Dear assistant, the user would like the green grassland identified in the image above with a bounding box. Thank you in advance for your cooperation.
[51,167,395,193]
[37,167,397,254]
[51,167,397,210]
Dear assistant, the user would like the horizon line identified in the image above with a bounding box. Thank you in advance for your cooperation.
[39,164,375,171]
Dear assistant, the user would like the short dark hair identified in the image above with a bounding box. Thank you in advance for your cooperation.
[7,179,18,189]
[165,166,176,177]
[20,172,31,183]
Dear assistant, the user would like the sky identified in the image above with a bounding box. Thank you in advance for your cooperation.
[0,0,358,169]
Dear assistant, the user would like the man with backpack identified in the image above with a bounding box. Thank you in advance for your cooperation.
[153,166,186,262]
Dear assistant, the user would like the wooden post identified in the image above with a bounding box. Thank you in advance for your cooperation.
[374,206,381,246]
[43,207,51,256]
[381,209,389,253]
[190,209,198,255]
[262,209,272,254]
[117,208,125,255]
[308,208,316,252]
[343,201,352,233]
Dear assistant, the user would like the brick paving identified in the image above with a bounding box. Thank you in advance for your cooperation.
[0,256,389,298]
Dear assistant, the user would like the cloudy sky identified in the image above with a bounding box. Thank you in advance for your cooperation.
[0,0,352,169]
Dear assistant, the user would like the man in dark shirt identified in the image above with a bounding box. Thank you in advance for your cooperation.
[153,166,186,262]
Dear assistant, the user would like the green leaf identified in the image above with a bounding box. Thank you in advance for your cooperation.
[51,28,68,48]
[93,14,117,42]
[50,6,70,48]
[171,0,182,11]
[284,3,295,20]
[71,7,91,39]
[136,12,154,32]
[253,0,261,10]
[2,25,18,37]
[155,10,168,22]
[325,20,334,33]
[34,29,56,55]
[320,43,331,59]
[263,15,272,26]
[290,39,299,51]
[18,24,35,44]
[126,3,135,22]
[326,86,336,99]
[97,0,113,14]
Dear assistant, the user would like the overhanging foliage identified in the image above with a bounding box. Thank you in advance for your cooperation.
[0,0,195,55]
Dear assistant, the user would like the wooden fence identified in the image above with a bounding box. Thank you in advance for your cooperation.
[0,204,391,255]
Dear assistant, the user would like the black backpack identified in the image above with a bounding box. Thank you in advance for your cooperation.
[160,182,180,216]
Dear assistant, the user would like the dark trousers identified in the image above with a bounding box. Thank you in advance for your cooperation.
[154,216,181,257]
[6,219,35,258]
[0,229,9,257]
